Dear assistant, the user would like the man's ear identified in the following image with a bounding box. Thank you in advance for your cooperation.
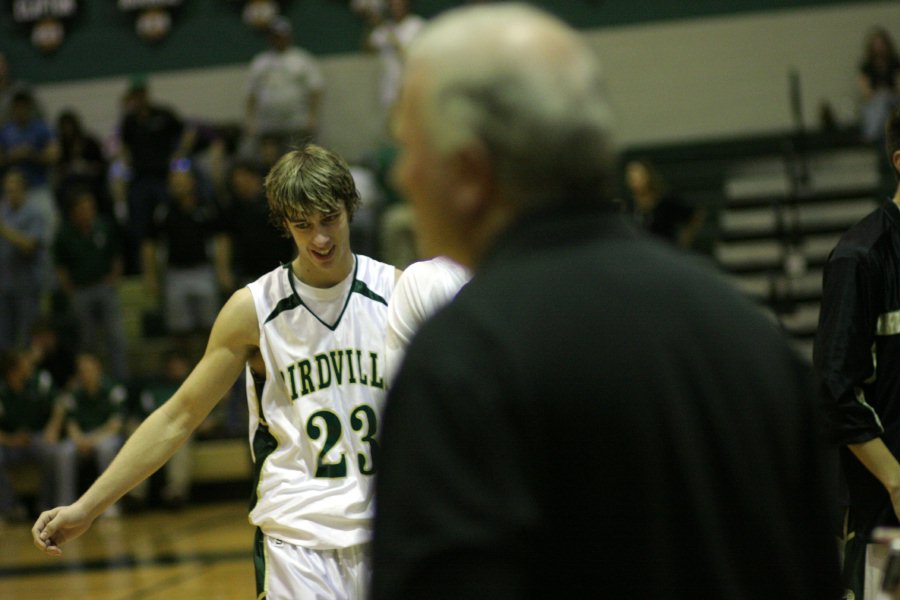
[893,149,900,178]
[449,142,494,218]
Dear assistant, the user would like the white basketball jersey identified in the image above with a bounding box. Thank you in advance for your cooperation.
[246,255,395,549]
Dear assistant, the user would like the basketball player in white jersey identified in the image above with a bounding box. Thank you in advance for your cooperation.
[385,256,470,385]
[32,145,400,600]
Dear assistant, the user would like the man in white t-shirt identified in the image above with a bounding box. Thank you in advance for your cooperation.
[246,17,324,148]
[366,0,425,111]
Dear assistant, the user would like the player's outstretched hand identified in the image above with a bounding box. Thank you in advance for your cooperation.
[32,504,94,557]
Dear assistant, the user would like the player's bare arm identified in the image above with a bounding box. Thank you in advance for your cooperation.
[32,288,261,557]
[849,438,900,521]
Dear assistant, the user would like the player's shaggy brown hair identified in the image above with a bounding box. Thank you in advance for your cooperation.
[264,144,361,235]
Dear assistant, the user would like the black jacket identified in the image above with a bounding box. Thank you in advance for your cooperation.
[815,199,900,535]
[375,209,840,599]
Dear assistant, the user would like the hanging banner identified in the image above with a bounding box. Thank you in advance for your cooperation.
[117,0,184,44]
[242,0,278,30]
[11,0,79,53]
[225,0,292,32]
[350,0,384,22]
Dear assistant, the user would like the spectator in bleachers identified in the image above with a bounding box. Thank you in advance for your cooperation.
[257,132,288,174]
[0,350,75,521]
[142,165,223,342]
[0,52,36,126]
[54,189,129,382]
[625,158,705,250]
[171,119,232,204]
[0,90,60,240]
[348,161,384,258]
[0,169,50,352]
[859,27,900,144]
[126,348,193,510]
[245,17,324,153]
[27,317,76,391]
[119,78,190,274]
[61,352,126,516]
[55,109,111,218]
[195,122,243,202]
[364,0,426,114]
[216,159,294,292]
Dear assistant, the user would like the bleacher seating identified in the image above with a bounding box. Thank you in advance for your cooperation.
[621,127,890,361]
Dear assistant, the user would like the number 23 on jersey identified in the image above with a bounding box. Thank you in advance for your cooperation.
[306,405,379,478]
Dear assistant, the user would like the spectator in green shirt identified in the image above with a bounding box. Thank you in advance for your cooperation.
[54,189,129,382]
[0,350,75,521]
[126,349,193,510]
[62,353,125,516]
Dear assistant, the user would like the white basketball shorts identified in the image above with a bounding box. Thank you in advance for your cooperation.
[254,529,371,600]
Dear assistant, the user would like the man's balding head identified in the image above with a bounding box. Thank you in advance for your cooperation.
[391,4,615,266]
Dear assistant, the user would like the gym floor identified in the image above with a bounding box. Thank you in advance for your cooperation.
[0,500,256,599]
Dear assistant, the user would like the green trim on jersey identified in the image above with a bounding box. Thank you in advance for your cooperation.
[251,371,267,423]
[267,256,387,332]
[263,263,303,324]
[253,527,268,599]
[250,423,278,513]
[351,279,387,307]
[250,372,276,513]
[264,295,302,325]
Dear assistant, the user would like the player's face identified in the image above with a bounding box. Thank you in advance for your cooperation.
[285,208,354,288]
[2,172,27,207]
[391,70,461,261]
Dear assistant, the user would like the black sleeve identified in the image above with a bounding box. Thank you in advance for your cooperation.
[84,136,107,169]
[120,114,136,150]
[813,252,882,445]
[166,109,185,146]
[218,204,236,235]
[373,312,536,600]
[204,204,225,235]
[146,205,166,242]
[53,231,70,271]
[106,218,125,259]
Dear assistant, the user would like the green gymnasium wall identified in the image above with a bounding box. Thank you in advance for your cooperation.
[0,0,891,84]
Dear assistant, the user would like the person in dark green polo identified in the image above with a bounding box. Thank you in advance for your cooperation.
[62,352,126,516]
[0,350,75,520]
[54,189,129,382]
[126,349,193,510]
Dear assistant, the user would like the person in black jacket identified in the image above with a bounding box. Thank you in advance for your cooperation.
[814,104,900,599]
[625,158,704,250]
[373,4,841,599]
[119,79,190,274]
